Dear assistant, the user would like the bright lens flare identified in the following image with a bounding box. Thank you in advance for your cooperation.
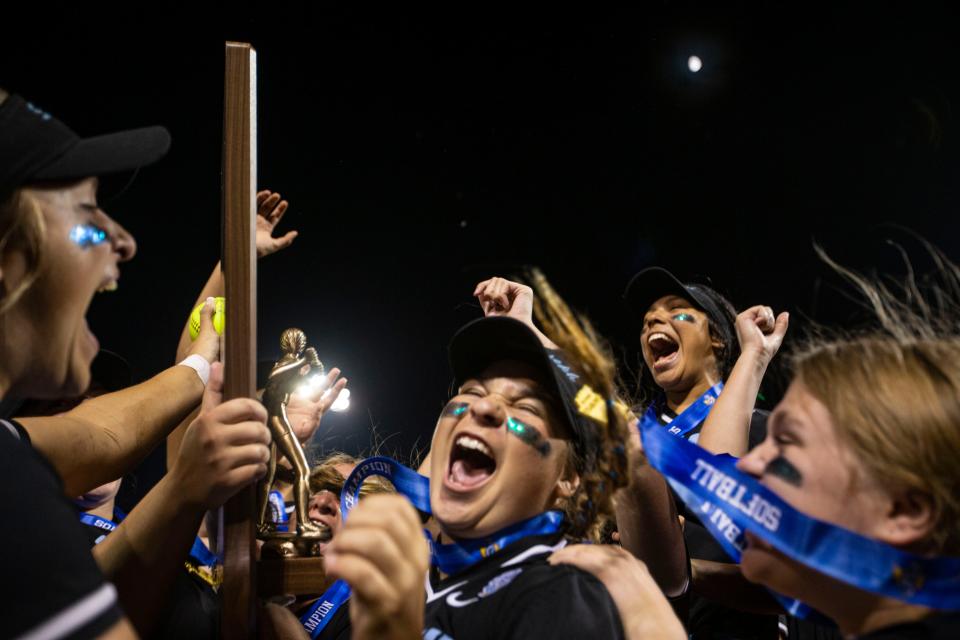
[328,388,350,413]
[294,374,328,399]
[293,372,350,412]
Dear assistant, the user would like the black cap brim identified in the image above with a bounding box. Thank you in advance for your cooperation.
[450,317,557,389]
[33,126,171,184]
[448,317,594,460]
[623,266,712,317]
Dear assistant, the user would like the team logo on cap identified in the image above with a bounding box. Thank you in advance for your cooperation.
[547,353,579,382]
[25,102,52,122]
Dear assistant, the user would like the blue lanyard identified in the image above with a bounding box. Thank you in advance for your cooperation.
[78,507,218,568]
[187,536,219,568]
[79,506,127,534]
[429,510,564,576]
[340,456,564,573]
[79,512,119,532]
[641,382,723,439]
[300,456,566,637]
[640,383,818,616]
[300,457,433,638]
[299,579,352,638]
[340,456,431,516]
[638,415,960,616]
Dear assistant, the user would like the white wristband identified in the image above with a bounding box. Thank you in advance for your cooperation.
[178,354,211,386]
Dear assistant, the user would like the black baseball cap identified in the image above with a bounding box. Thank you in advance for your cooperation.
[0,93,170,195]
[623,267,722,321]
[448,316,602,473]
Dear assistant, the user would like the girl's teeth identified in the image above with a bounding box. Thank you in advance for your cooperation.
[456,436,491,456]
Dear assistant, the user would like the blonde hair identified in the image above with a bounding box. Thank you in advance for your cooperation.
[529,269,630,541]
[0,189,46,315]
[309,452,395,499]
[792,244,960,554]
[0,90,47,315]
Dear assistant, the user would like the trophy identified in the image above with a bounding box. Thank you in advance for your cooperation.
[257,328,332,558]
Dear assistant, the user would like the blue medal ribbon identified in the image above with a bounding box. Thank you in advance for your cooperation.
[188,536,219,568]
[340,457,564,573]
[299,579,351,638]
[640,386,820,619]
[79,512,119,533]
[340,456,431,516]
[299,456,433,638]
[641,382,723,439]
[638,415,960,614]
[79,507,127,543]
[429,510,564,576]
[300,456,565,636]
[78,507,218,569]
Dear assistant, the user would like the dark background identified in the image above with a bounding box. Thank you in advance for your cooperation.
[4,4,959,503]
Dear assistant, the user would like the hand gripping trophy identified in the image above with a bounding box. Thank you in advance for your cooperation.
[257,328,329,547]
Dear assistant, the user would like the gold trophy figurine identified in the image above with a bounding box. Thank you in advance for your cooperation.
[257,328,328,544]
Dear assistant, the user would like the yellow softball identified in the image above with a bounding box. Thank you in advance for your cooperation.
[189,297,226,340]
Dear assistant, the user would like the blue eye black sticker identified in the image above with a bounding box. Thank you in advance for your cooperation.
[444,401,469,417]
[70,224,108,248]
[445,400,550,457]
[507,417,551,457]
[672,312,695,323]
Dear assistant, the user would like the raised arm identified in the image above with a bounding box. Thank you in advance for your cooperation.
[174,189,297,363]
[696,305,788,456]
[168,189,299,469]
[474,277,558,349]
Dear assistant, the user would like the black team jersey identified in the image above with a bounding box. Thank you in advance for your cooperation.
[321,531,625,640]
[78,509,221,638]
[0,420,122,639]
[422,532,624,639]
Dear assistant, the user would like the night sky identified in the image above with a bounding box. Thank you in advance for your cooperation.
[5,4,959,502]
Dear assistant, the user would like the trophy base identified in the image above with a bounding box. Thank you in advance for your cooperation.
[258,555,333,597]
[257,526,334,597]
[259,525,331,559]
